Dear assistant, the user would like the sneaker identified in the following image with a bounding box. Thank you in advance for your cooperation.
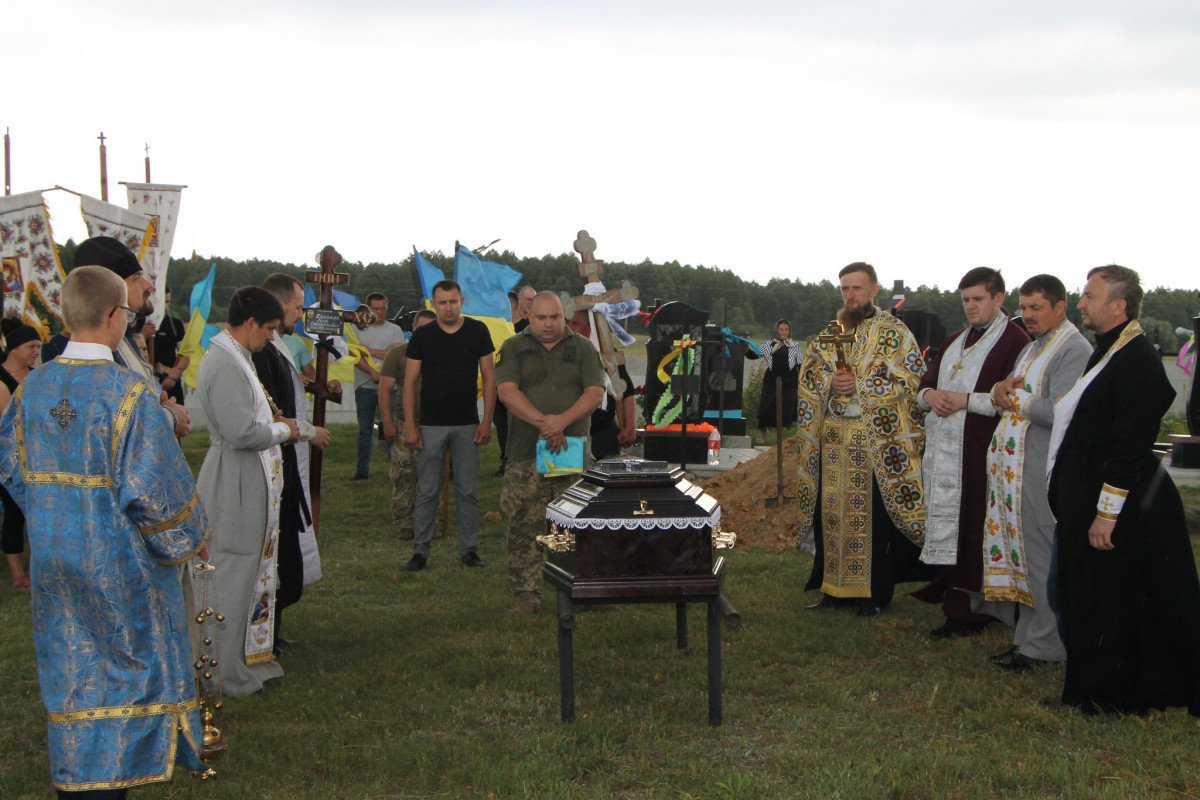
[402,554,427,572]
[351,474,369,481]
[461,550,487,568]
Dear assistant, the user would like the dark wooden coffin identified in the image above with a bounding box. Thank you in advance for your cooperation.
[544,459,722,579]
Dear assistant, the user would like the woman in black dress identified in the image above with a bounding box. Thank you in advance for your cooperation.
[756,319,801,430]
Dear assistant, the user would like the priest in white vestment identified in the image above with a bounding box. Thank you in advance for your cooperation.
[911,267,1029,640]
[196,287,299,698]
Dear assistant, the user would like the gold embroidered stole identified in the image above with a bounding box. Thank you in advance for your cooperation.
[1047,320,1143,480]
[982,322,1076,604]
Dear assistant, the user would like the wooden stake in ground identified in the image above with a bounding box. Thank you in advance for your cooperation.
[765,376,791,508]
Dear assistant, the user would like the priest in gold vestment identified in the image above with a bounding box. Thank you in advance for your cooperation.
[797,263,929,617]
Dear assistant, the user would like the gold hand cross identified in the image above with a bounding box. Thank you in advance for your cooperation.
[817,320,856,373]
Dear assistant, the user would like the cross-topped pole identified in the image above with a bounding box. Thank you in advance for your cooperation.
[305,245,375,532]
[4,127,11,196]
[97,132,108,201]
[561,229,639,390]
[573,230,601,282]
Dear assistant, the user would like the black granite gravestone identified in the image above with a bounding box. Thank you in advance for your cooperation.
[642,300,709,463]
[893,307,947,363]
[701,324,750,436]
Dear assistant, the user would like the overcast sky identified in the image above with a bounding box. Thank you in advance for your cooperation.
[9,0,1200,294]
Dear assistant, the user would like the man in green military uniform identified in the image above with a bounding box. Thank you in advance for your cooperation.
[380,309,436,537]
[496,292,605,613]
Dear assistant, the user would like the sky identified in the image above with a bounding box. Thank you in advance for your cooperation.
[8,0,1200,294]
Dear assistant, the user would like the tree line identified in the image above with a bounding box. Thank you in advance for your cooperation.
[57,241,1199,352]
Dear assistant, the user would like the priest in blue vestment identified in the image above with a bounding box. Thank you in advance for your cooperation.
[0,266,208,798]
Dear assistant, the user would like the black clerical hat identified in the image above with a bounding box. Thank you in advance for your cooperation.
[74,236,142,279]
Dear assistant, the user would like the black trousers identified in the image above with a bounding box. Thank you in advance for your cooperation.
[0,484,24,556]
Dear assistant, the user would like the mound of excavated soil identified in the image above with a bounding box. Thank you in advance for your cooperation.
[695,438,801,551]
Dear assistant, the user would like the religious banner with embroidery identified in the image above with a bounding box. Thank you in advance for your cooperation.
[79,194,154,266]
[982,322,1078,605]
[125,183,184,326]
[0,191,67,335]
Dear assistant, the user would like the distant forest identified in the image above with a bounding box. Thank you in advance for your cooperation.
[57,241,1200,353]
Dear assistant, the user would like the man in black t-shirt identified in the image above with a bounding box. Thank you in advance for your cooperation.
[402,279,495,571]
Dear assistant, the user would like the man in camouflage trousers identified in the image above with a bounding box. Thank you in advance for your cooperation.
[496,292,605,613]
[381,310,436,537]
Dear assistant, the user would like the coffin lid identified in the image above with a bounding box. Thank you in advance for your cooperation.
[545,458,722,531]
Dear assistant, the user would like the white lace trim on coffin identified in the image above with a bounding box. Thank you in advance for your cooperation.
[545,507,721,531]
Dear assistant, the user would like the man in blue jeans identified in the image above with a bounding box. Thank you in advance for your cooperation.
[352,292,407,479]
[402,279,495,571]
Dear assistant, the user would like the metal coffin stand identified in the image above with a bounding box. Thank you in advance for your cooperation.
[540,459,739,725]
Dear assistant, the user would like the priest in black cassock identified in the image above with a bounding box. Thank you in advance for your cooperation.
[1048,264,1200,716]
[254,274,331,653]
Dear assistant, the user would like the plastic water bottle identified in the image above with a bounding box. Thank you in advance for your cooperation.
[707,428,722,466]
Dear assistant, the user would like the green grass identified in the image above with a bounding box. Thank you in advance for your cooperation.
[3,424,1200,799]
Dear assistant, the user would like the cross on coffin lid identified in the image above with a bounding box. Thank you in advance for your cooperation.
[545,458,722,531]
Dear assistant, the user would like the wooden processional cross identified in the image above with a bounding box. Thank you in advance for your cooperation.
[558,229,639,397]
[304,246,376,533]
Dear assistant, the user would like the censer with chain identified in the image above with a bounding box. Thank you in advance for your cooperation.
[191,561,225,777]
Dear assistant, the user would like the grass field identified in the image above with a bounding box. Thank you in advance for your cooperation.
[2,424,1200,799]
